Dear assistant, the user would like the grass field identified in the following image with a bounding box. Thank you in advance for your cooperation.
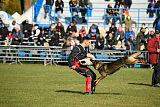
[0,63,160,107]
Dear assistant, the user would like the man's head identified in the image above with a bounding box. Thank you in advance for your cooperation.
[128,27,132,32]
[81,37,91,48]
[155,30,160,39]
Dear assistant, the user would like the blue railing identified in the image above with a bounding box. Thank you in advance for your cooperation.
[32,5,160,29]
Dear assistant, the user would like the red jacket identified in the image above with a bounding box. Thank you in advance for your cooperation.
[147,36,160,64]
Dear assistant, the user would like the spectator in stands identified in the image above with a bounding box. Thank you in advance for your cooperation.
[144,31,155,51]
[79,0,89,23]
[6,31,13,45]
[105,4,114,25]
[147,30,160,87]
[153,16,160,32]
[78,26,87,43]
[37,30,46,46]
[109,24,117,37]
[124,0,132,9]
[119,4,126,22]
[55,0,64,14]
[125,34,136,50]
[105,32,118,50]
[95,34,105,50]
[125,27,135,40]
[66,34,79,50]
[154,0,160,17]
[12,28,23,45]
[55,22,66,39]
[8,20,20,32]
[112,7,120,25]
[147,0,156,17]
[49,23,56,38]
[0,18,3,28]
[29,25,40,45]
[69,0,79,21]
[87,24,100,40]
[44,0,54,19]
[115,26,125,48]
[66,22,77,38]
[121,16,137,31]
[49,32,59,46]
[135,28,146,51]
[22,19,32,38]
[0,23,8,41]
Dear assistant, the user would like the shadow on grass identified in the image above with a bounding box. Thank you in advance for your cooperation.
[128,83,152,87]
[55,90,122,95]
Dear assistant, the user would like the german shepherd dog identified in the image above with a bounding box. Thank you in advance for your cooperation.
[80,52,146,86]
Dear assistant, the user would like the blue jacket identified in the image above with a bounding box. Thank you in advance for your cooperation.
[125,30,135,40]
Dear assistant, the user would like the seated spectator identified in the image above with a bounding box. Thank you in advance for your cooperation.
[125,27,135,40]
[124,0,132,9]
[78,26,87,43]
[12,28,23,45]
[121,16,137,31]
[66,22,77,38]
[105,32,118,50]
[125,34,136,50]
[49,23,56,38]
[0,23,8,41]
[153,16,160,32]
[109,24,117,37]
[87,24,100,39]
[115,26,125,48]
[37,30,46,46]
[8,20,20,32]
[69,0,79,21]
[112,9,120,25]
[79,0,89,23]
[49,33,59,46]
[66,34,79,50]
[95,34,105,50]
[29,25,40,45]
[55,22,66,39]
[147,0,156,17]
[154,0,160,17]
[55,0,64,14]
[44,0,54,19]
[22,19,32,38]
[6,31,13,45]
[104,4,113,25]
[0,18,3,28]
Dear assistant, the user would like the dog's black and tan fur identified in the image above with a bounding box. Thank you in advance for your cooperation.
[91,52,146,86]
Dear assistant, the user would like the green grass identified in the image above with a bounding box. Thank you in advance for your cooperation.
[0,63,160,107]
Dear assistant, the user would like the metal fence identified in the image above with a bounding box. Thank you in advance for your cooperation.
[0,45,149,67]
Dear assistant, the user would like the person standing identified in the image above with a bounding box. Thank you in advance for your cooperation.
[147,30,160,87]
[153,16,160,32]
[68,37,96,95]
[44,0,54,19]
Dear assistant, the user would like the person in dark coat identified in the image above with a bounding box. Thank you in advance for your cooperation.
[79,0,89,23]
[124,0,132,9]
[12,28,23,45]
[49,34,59,46]
[0,23,8,41]
[147,30,160,87]
[66,22,77,37]
[44,0,54,19]
[109,24,117,37]
[87,24,100,40]
[105,32,118,50]
[154,0,160,17]
[55,0,64,14]
[125,34,136,50]
[153,16,160,32]
[37,30,46,46]
[55,22,66,39]
[22,19,32,38]
[95,34,105,50]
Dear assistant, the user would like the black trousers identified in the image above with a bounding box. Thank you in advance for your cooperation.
[76,66,96,92]
[152,59,160,85]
